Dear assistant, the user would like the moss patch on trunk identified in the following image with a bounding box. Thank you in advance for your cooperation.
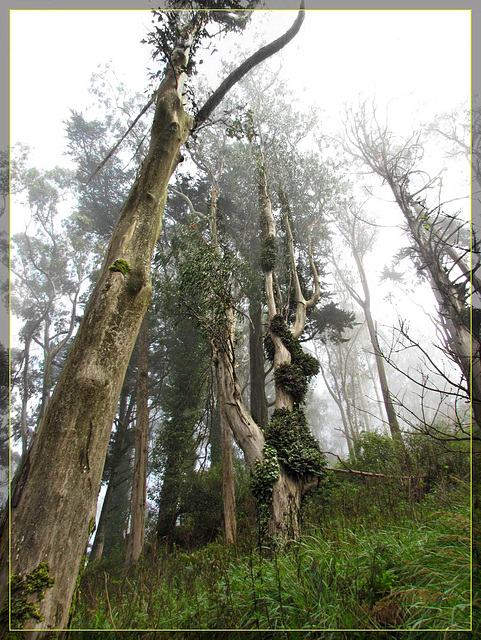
[264,408,326,477]
[0,562,55,630]
[108,259,132,276]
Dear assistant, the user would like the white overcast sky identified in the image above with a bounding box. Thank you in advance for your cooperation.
[10,9,470,168]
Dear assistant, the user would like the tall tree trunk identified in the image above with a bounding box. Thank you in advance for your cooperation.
[364,308,404,446]
[249,294,268,429]
[317,344,357,457]
[354,369,370,431]
[209,382,222,466]
[1,19,199,632]
[206,172,239,547]
[219,380,237,545]
[126,318,149,566]
[348,244,405,449]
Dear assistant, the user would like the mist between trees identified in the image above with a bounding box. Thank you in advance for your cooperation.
[1,4,478,636]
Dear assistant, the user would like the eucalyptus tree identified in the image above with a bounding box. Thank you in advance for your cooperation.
[1,8,306,633]
[330,202,405,450]
[175,80,355,539]
[345,103,480,432]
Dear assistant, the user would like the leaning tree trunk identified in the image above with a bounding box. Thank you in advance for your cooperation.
[1,11,306,633]
[394,187,481,432]
[0,20,199,634]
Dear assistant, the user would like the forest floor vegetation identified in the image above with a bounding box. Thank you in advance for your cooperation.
[72,476,473,638]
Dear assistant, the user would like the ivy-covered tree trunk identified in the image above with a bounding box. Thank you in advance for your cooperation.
[253,151,325,540]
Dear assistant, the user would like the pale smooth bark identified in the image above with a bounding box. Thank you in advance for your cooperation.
[219,380,237,545]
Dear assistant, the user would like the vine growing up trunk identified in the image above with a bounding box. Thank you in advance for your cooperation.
[252,148,327,539]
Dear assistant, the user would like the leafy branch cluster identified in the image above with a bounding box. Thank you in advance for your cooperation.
[176,228,246,345]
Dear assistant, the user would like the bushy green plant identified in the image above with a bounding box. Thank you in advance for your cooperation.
[350,431,400,474]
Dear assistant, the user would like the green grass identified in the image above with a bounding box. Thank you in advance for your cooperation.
[73,485,471,636]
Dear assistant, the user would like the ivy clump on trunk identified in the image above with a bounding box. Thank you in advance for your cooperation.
[265,314,320,405]
[260,235,277,272]
[264,408,326,477]
[251,443,279,510]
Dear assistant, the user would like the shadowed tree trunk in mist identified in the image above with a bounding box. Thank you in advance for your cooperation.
[126,317,149,566]
[249,292,269,429]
